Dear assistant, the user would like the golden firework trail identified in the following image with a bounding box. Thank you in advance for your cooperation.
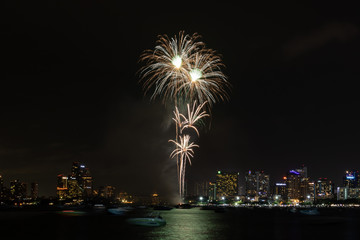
[139,31,204,104]
[139,31,230,202]
[139,31,230,107]
[180,101,209,136]
[169,135,199,198]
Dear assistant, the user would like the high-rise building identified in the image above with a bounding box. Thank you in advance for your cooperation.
[57,174,68,200]
[274,182,287,201]
[193,181,209,197]
[245,171,257,198]
[245,170,270,199]
[295,165,308,178]
[10,180,26,201]
[208,182,216,202]
[0,175,5,201]
[216,171,239,199]
[67,176,83,199]
[80,167,93,197]
[286,170,302,201]
[30,182,39,200]
[300,177,311,200]
[72,162,93,198]
[315,178,334,199]
[98,185,116,199]
[343,170,359,188]
[57,162,94,201]
[307,181,315,201]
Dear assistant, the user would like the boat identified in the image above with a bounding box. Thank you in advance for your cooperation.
[214,206,226,213]
[57,210,87,216]
[299,208,320,215]
[107,207,129,215]
[177,203,192,209]
[153,205,173,210]
[126,212,166,227]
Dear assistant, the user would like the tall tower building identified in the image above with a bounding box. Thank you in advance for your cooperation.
[30,182,39,200]
[0,175,4,200]
[57,174,68,200]
[81,167,93,197]
[315,178,334,199]
[245,171,257,198]
[67,176,83,199]
[208,182,217,202]
[10,180,26,201]
[343,170,359,188]
[286,170,302,201]
[216,171,239,199]
[245,170,270,199]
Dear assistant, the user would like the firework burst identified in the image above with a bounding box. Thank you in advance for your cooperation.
[139,31,230,203]
[180,101,209,136]
[169,135,199,198]
[181,51,230,108]
[139,31,204,104]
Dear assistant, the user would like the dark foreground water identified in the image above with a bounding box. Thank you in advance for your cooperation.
[1,207,360,240]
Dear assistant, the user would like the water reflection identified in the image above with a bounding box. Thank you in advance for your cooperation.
[145,208,228,240]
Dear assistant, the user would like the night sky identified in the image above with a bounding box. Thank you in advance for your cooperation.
[2,2,360,199]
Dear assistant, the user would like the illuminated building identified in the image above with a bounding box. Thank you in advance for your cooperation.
[307,181,315,201]
[274,182,287,201]
[30,182,39,200]
[343,170,359,188]
[245,171,257,198]
[208,182,216,202]
[56,174,68,200]
[0,175,5,201]
[295,165,308,178]
[337,187,348,200]
[286,170,302,201]
[337,187,360,200]
[245,170,270,199]
[117,192,133,204]
[10,180,27,201]
[315,178,334,199]
[0,175,3,190]
[152,193,160,205]
[216,170,239,200]
[98,185,116,199]
[57,162,93,200]
[300,177,311,200]
[193,181,209,197]
[67,176,83,199]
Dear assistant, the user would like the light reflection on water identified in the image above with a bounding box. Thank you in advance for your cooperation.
[144,208,229,240]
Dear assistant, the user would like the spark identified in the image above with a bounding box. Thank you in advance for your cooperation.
[171,55,182,69]
[181,51,230,107]
[139,31,204,103]
[180,101,209,136]
[169,135,199,199]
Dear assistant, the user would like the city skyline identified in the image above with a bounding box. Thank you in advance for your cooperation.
[2,2,360,199]
[1,163,359,199]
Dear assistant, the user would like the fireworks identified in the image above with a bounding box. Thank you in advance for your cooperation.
[169,135,199,198]
[139,31,230,202]
[139,31,230,107]
[180,101,209,136]
[139,31,204,104]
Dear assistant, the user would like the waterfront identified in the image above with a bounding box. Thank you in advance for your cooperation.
[1,206,360,239]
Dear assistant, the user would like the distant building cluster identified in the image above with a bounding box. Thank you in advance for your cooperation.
[56,162,138,205]
[0,175,38,205]
[186,165,360,205]
[56,162,94,202]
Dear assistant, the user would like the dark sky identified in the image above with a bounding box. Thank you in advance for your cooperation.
[1,1,360,199]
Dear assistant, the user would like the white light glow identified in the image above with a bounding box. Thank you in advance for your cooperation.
[171,55,182,69]
[190,68,202,82]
